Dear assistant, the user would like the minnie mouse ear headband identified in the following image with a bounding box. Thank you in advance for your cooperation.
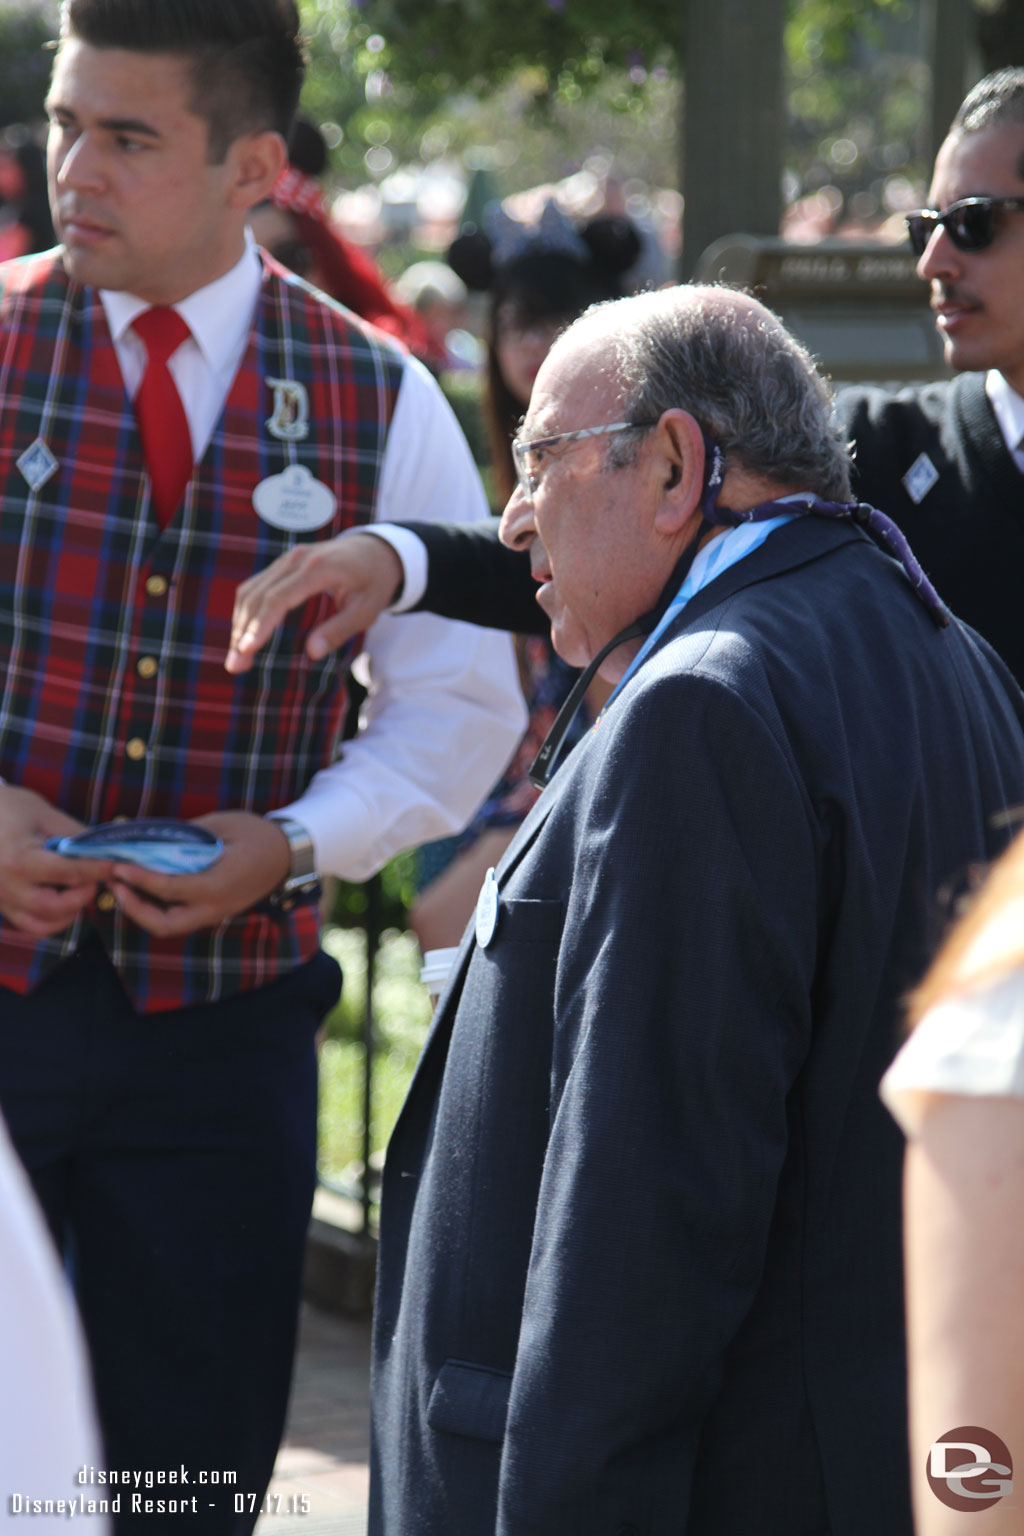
[448,198,641,292]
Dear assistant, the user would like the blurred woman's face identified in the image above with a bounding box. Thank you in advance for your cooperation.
[494,304,568,407]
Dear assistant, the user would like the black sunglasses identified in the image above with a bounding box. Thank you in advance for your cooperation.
[905,195,1024,257]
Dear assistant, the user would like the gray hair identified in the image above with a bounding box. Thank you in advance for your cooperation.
[952,69,1024,179]
[579,285,852,502]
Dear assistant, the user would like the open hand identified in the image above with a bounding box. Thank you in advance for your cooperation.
[225,532,404,674]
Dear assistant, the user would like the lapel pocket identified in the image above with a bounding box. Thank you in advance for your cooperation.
[427,1359,512,1445]
[494,896,565,943]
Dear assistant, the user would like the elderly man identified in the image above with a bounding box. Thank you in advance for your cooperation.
[366,286,1024,1536]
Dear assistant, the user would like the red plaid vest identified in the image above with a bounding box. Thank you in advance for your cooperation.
[0,250,403,1011]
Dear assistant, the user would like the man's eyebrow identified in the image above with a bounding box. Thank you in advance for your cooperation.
[98,117,163,138]
[46,103,162,140]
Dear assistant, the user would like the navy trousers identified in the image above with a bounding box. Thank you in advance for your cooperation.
[0,935,341,1534]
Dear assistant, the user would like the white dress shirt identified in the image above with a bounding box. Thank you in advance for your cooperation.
[100,237,525,882]
[986,369,1024,474]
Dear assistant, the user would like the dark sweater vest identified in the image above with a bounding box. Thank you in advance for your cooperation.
[835,373,1024,683]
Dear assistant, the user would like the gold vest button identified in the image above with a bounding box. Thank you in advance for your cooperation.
[145,574,168,597]
[97,892,116,912]
[125,737,147,761]
[137,656,158,679]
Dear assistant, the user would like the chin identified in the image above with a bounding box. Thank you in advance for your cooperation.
[59,245,115,289]
[549,621,590,671]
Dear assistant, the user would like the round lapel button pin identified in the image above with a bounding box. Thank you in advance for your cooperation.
[475,866,500,949]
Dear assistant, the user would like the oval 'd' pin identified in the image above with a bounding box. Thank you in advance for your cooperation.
[475,866,500,949]
[253,465,336,532]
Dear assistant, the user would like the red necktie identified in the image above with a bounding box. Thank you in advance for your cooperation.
[132,306,193,527]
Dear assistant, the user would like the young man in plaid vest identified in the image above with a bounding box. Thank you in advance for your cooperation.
[0,1,523,1527]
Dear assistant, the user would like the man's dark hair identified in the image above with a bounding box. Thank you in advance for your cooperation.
[952,68,1024,180]
[59,0,305,162]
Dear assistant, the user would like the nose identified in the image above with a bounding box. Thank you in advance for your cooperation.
[53,129,103,194]
[499,485,537,551]
[916,221,961,285]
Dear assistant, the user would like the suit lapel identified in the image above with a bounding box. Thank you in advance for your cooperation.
[387,760,571,1157]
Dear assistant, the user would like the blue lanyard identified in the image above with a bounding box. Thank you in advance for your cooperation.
[600,512,796,716]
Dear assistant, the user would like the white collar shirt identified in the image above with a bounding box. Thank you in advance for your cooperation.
[985,369,1024,474]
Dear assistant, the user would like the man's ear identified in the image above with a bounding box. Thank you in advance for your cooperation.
[653,408,705,536]
[226,130,288,212]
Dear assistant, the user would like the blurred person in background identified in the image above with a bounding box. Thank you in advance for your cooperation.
[247,113,427,352]
[390,259,473,376]
[0,1105,107,1530]
[409,203,641,950]
[883,825,1024,1535]
[0,127,54,260]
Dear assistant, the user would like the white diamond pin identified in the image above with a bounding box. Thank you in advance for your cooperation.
[902,452,939,506]
[17,439,59,492]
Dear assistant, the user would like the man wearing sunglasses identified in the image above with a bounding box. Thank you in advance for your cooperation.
[834,65,1024,683]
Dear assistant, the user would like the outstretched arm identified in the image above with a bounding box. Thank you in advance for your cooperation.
[226,517,543,674]
[404,519,543,635]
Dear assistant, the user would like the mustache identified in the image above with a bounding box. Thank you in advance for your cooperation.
[930,281,976,308]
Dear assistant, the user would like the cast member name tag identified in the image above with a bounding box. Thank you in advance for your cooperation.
[475,866,500,949]
[253,465,336,532]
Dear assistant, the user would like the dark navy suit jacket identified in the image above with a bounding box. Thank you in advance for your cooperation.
[371,517,1024,1536]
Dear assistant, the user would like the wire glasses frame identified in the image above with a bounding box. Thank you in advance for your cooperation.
[511,420,659,499]
[905,195,1024,258]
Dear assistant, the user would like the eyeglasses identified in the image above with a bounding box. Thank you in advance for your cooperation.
[905,196,1024,257]
[511,420,658,498]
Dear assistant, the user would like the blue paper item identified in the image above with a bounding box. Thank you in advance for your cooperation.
[46,819,224,874]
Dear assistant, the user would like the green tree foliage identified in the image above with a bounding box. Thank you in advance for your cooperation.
[306,0,907,102]
[298,0,924,208]
[354,0,674,95]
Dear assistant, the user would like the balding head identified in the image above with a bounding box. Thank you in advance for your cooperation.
[547,283,853,503]
[498,284,854,681]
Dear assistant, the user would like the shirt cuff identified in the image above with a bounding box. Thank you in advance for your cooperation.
[344,523,428,612]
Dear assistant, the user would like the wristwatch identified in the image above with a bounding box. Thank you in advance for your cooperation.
[265,815,320,910]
